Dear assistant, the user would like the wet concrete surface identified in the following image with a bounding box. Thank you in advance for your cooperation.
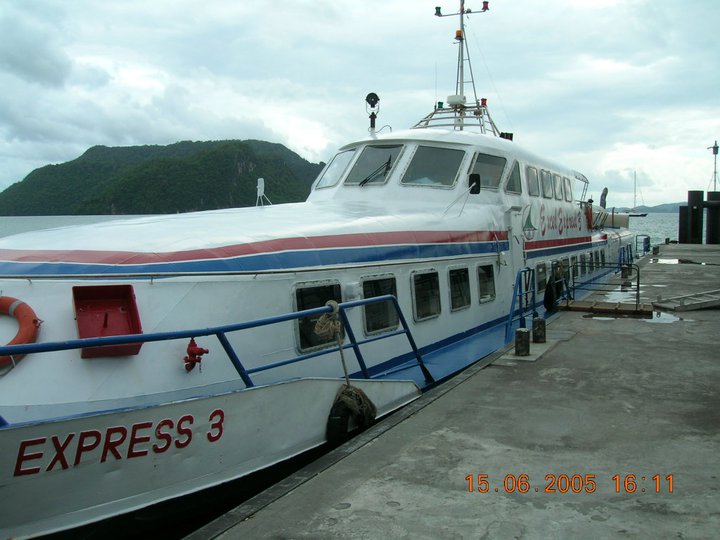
[188,244,720,540]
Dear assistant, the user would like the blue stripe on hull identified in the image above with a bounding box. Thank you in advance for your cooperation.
[0,241,510,276]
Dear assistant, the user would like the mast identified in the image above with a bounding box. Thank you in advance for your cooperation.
[709,140,718,192]
[633,171,637,210]
[414,1,508,138]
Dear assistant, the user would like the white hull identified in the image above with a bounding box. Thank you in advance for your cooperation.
[1,377,419,538]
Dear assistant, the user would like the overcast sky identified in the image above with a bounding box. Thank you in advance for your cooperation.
[1,0,717,208]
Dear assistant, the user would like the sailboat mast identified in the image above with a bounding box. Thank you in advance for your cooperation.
[634,171,637,209]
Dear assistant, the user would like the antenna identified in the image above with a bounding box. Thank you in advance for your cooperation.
[414,2,501,135]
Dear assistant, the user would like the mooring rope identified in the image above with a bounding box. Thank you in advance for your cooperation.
[314,300,350,386]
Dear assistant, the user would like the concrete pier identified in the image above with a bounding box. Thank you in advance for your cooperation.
[188,244,720,540]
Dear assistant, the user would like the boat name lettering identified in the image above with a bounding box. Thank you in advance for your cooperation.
[539,205,583,236]
[13,408,225,477]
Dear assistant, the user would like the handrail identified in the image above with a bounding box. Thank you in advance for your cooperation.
[568,262,641,308]
[505,267,537,342]
[0,295,434,385]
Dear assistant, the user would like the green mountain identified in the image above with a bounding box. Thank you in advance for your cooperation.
[0,140,324,215]
[616,203,683,213]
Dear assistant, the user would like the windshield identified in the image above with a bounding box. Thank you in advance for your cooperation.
[344,144,403,186]
[401,146,465,187]
[314,149,356,189]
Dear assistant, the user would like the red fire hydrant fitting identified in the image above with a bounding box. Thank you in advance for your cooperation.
[184,337,209,372]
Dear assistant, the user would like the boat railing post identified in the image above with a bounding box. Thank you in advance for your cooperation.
[216,332,255,387]
[505,271,521,343]
[530,267,538,318]
[337,307,370,379]
[390,295,434,383]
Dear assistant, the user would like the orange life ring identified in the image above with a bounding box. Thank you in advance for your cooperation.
[0,296,41,368]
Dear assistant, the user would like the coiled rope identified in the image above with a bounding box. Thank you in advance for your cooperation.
[314,301,376,440]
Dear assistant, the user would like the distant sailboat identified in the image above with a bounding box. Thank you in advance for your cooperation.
[630,171,647,217]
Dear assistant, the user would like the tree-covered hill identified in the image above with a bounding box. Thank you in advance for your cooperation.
[0,140,324,215]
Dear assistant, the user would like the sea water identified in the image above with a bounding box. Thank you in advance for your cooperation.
[0,215,131,238]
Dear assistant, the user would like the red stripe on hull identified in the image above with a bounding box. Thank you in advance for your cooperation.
[0,230,508,266]
[524,236,592,250]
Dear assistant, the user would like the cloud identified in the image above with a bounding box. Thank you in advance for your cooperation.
[0,2,73,87]
[0,0,718,209]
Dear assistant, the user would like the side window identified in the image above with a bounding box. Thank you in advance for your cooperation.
[588,252,595,272]
[600,250,606,266]
[553,173,564,200]
[362,276,399,335]
[541,170,553,199]
[412,271,441,321]
[449,267,471,311]
[536,263,547,291]
[563,177,573,202]
[478,265,496,302]
[579,254,587,276]
[315,149,356,189]
[505,161,522,194]
[526,166,540,197]
[401,146,465,187]
[344,144,403,186]
[296,282,342,351]
[470,153,507,189]
[594,251,601,269]
[570,255,578,280]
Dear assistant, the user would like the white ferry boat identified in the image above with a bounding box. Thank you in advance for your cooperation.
[0,2,635,537]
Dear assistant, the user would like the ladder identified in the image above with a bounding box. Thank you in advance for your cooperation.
[653,290,720,312]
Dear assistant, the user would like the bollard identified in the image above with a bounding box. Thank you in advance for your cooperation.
[515,328,530,356]
[652,245,659,255]
[621,265,630,279]
[532,317,546,344]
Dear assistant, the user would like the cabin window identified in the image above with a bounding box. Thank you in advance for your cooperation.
[505,161,522,194]
[295,282,343,351]
[401,146,464,187]
[526,166,540,197]
[362,276,399,335]
[588,252,595,272]
[470,153,507,189]
[536,263,547,291]
[570,255,578,281]
[563,177,573,202]
[600,250,606,266]
[412,271,441,321]
[344,144,403,186]
[478,265,496,302]
[579,254,587,276]
[553,174,564,200]
[315,149,356,189]
[449,267,471,311]
[541,170,553,199]
[594,251,601,269]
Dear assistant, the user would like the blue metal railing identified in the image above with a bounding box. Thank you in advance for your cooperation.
[0,295,434,386]
[505,267,538,342]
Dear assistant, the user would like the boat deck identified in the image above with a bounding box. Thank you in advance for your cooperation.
[187,243,720,540]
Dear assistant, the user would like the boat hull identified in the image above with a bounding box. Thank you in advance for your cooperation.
[0,377,420,538]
